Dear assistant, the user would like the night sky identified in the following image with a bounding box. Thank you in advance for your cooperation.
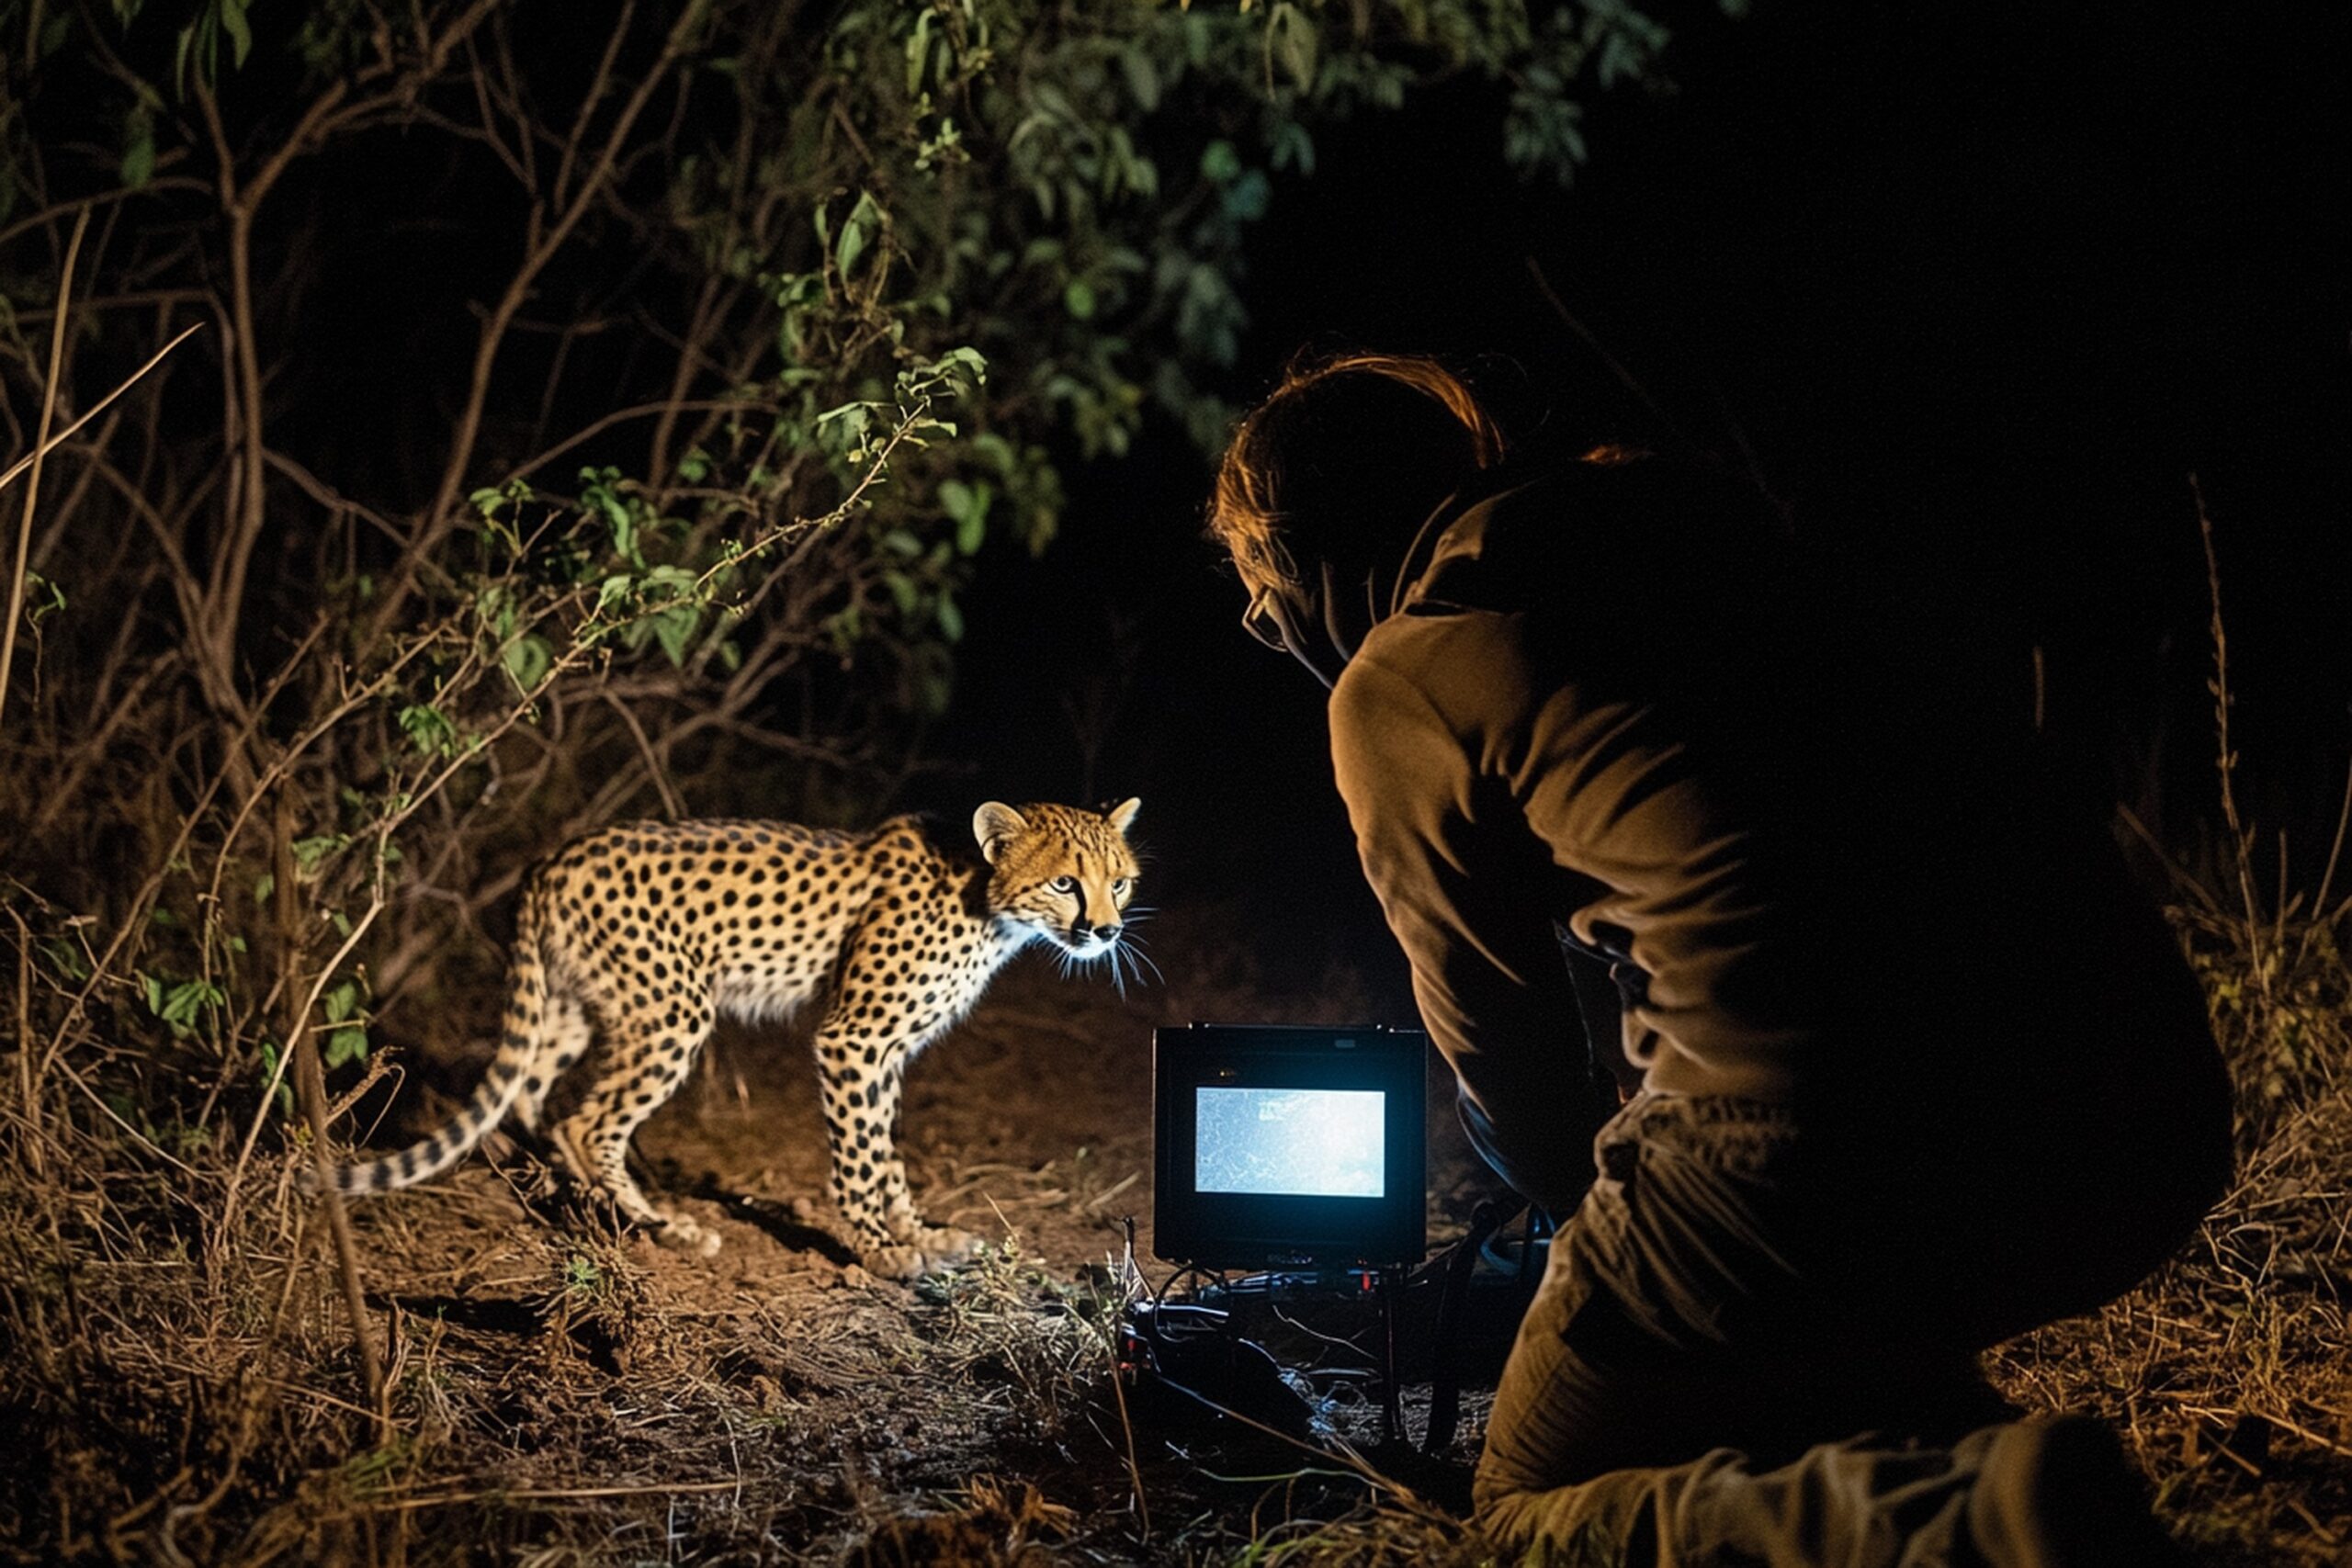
[920,3,2348,1014]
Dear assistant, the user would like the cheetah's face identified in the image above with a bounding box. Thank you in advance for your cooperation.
[974,798,1142,960]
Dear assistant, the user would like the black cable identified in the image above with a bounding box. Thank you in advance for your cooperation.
[1150,1260,1224,1305]
[1423,1198,1513,1453]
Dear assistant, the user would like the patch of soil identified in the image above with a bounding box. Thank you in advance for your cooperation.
[307,936,1486,1562]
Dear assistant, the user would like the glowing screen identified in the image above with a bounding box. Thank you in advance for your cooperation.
[1194,1087,1385,1198]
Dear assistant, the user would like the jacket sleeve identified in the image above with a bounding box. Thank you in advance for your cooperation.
[1329,654,1605,1215]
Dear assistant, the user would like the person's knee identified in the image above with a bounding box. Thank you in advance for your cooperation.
[1469,1472,1523,1549]
[1472,1443,1540,1540]
[1471,1464,1577,1562]
[1472,1457,1673,1565]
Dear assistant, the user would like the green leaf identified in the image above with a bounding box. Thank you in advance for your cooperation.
[155,978,223,1036]
[650,605,699,666]
[1063,278,1098,320]
[936,593,964,643]
[292,835,345,874]
[324,1027,369,1070]
[836,191,885,278]
[882,570,919,616]
[398,704,458,758]
[1200,140,1242,183]
[119,130,155,191]
[219,0,253,69]
[258,1042,295,1118]
[503,633,552,693]
[1120,48,1159,111]
[20,571,64,626]
[325,982,359,1024]
[1221,169,1271,222]
[905,8,933,96]
[1270,120,1317,175]
[1268,3,1318,92]
[940,479,993,554]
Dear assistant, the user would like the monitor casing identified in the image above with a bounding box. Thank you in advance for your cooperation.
[1153,1023,1428,1271]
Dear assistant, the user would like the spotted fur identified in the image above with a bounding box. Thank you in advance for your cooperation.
[325,799,1141,1277]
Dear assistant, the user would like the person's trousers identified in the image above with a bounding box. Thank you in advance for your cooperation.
[1472,1086,2227,1565]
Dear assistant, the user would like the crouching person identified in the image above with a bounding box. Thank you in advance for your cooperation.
[1206,352,2231,1565]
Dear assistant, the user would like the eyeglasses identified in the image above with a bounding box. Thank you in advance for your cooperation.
[1241,586,1288,652]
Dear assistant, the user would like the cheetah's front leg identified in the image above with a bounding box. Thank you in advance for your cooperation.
[817,1045,978,1279]
[869,1055,983,1264]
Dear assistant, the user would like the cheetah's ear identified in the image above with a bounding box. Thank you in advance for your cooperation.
[1105,797,1141,836]
[974,802,1028,863]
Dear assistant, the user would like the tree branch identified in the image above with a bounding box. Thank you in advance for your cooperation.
[374,0,715,637]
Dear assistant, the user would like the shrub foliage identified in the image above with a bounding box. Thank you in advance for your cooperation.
[0,0,1670,1125]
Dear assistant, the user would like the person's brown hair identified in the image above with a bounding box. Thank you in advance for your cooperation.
[1208,352,1507,602]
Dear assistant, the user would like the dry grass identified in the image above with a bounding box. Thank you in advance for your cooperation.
[4,862,2348,1564]
[1985,896,2352,1565]
[1981,499,2352,1565]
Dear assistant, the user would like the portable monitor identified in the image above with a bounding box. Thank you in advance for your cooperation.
[1153,1024,1427,1271]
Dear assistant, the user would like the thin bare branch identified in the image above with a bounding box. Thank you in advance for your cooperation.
[0,205,87,734]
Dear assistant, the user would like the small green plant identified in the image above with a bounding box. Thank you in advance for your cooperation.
[562,1251,606,1302]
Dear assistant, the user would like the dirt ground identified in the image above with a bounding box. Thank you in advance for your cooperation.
[290,924,1493,1564]
[12,905,2347,1565]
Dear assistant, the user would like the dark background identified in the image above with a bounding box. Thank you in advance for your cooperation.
[916,2,2348,1015]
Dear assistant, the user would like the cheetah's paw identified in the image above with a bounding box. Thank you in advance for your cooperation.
[654,1213,723,1258]
[863,1229,979,1281]
[863,1244,927,1280]
[913,1224,983,1264]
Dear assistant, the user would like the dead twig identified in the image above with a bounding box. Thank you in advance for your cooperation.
[0,326,203,498]
[369,1479,743,1511]
[277,795,390,1439]
[0,205,86,734]
[2196,477,2268,995]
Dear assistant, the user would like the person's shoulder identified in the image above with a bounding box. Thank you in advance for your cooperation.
[1359,595,1532,671]
[1340,611,1539,739]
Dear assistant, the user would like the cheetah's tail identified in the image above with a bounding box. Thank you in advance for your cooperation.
[313,895,553,1197]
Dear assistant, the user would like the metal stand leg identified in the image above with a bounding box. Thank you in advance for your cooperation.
[1378,1269,1403,1446]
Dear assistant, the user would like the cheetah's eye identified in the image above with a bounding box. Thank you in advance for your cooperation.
[1112,877,1131,896]
[1050,875,1077,895]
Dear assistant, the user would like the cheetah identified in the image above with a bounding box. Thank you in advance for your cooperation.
[324,799,1141,1278]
